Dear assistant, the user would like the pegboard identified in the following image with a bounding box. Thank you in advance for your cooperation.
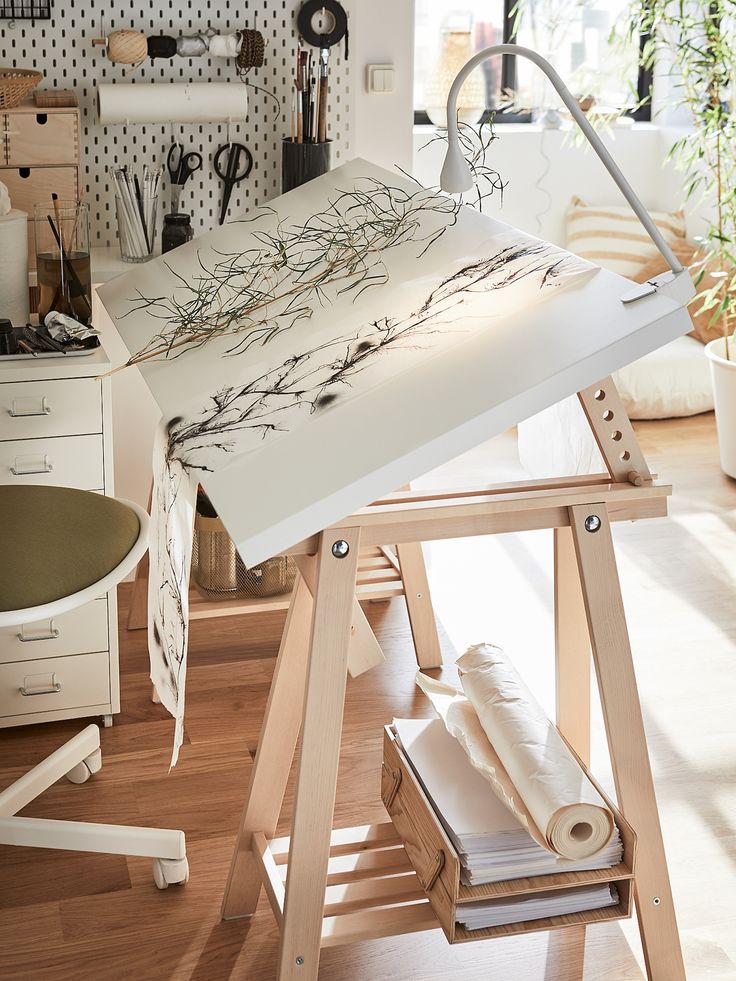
[2,1,352,247]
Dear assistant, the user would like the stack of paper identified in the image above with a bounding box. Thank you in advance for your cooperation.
[393,717,623,887]
[457,883,619,931]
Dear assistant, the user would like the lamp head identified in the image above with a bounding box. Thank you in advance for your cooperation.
[440,138,473,194]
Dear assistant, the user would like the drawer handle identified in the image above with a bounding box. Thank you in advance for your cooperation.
[11,454,53,476]
[17,621,60,643]
[9,397,52,417]
[19,674,62,697]
[420,850,446,893]
[382,763,402,810]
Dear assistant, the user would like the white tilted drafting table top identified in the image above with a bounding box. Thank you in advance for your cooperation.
[98,158,692,566]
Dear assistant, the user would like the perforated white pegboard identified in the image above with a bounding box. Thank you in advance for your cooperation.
[2,1,352,247]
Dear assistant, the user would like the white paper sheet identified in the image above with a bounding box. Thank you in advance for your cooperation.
[393,717,622,884]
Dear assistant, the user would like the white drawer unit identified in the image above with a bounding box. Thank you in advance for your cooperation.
[0,376,103,441]
[0,349,120,728]
[0,651,111,723]
[0,599,109,665]
[0,433,104,489]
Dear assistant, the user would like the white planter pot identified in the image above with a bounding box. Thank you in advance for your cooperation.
[705,337,736,478]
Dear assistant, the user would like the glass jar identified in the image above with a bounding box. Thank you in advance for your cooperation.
[33,201,92,325]
[162,213,193,254]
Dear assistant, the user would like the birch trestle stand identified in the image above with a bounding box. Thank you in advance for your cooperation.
[219,386,685,980]
[0,485,188,890]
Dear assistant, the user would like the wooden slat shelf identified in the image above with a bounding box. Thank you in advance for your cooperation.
[255,817,633,951]
[189,547,404,620]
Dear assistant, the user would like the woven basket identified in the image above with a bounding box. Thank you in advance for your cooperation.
[0,69,43,110]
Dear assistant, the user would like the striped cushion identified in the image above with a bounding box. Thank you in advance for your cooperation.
[566,196,687,279]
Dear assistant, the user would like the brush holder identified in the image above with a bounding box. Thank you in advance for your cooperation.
[282,139,332,193]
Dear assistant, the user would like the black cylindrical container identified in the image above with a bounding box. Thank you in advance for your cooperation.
[0,319,18,356]
[282,139,332,193]
[162,214,194,254]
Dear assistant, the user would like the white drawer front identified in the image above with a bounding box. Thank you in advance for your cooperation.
[0,651,110,719]
[0,599,109,665]
[0,377,102,441]
[0,434,104,489]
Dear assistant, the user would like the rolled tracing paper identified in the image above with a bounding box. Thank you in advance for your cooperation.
[417,643,615,860]
[97,82,247,125]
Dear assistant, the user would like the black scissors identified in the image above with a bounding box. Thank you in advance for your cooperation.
[167,142,203,213]
[213,142,253,225]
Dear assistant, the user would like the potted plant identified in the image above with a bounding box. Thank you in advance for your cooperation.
[633,0,736,476]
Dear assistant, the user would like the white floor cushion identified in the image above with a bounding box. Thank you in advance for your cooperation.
[518,337,713,478]
[615,335,713,420]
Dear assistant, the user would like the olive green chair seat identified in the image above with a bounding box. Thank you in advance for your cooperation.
[0,485,141,616]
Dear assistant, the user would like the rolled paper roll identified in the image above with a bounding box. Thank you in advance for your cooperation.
[106,30,148,66]
[177,34,210,58]
[147,35,178,60]
[98,82,247,125]
[0,209,30,326]
[456,644,614,859]
[208,33,241,58]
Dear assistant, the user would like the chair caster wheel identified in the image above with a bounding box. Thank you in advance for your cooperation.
[65,748,102,784]
[102,715,113,728]
[153,856,189,889]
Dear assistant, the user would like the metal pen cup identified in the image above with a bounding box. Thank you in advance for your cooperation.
[282,139,332,193]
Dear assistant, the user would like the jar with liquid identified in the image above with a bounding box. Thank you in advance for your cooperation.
[33,201,92,325]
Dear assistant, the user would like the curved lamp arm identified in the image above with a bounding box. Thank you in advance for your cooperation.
[440,44,684,275]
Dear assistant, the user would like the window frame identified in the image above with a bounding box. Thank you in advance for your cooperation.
[413,0,652,126]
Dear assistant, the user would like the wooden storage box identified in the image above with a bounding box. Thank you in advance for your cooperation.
[381,725,636,943]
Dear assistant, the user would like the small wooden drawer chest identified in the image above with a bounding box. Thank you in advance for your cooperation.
[0,348,120,729]
[381,725,636,943]
[1,101,81,272]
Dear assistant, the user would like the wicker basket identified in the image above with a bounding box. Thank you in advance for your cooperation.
[0,69,43,110]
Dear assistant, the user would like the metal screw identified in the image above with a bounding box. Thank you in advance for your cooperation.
[295,957,305,966]
[584,514,602,533]
[331,540,350,558]
[653,897,661,907]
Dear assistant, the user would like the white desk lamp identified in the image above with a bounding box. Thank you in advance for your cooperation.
[440,45,693,305]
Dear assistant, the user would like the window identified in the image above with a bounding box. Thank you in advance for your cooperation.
[414,0,650,124]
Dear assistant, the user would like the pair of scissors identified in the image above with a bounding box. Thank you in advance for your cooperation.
[213,142,253,225]
[167,142,203,214]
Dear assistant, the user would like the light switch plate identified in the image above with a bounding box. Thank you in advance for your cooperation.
[366,64,395,94]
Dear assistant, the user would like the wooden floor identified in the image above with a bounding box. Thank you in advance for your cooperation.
[2,412,736,981]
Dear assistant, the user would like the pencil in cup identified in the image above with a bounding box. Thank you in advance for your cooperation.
[112,165,161,263]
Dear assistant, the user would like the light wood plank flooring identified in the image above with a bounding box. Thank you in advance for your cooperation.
[1,413,735,981]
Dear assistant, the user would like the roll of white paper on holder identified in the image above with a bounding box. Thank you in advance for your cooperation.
[97,82,247,125]
[0,209,30,326]
[456,644,614,859]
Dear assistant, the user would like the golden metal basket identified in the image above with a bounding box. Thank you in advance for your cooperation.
[192,513,296,600]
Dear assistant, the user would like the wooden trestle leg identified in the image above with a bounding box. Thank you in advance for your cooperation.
[277,528,361,981]
[221,570,315,920]
[569,504,686,981]
[554,526,592,766]
[396,541,442,669]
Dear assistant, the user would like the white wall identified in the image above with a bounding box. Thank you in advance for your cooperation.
[350,0,415,172]
[412,122,667,245]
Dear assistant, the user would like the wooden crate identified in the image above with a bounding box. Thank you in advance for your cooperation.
[381,725,636,943]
